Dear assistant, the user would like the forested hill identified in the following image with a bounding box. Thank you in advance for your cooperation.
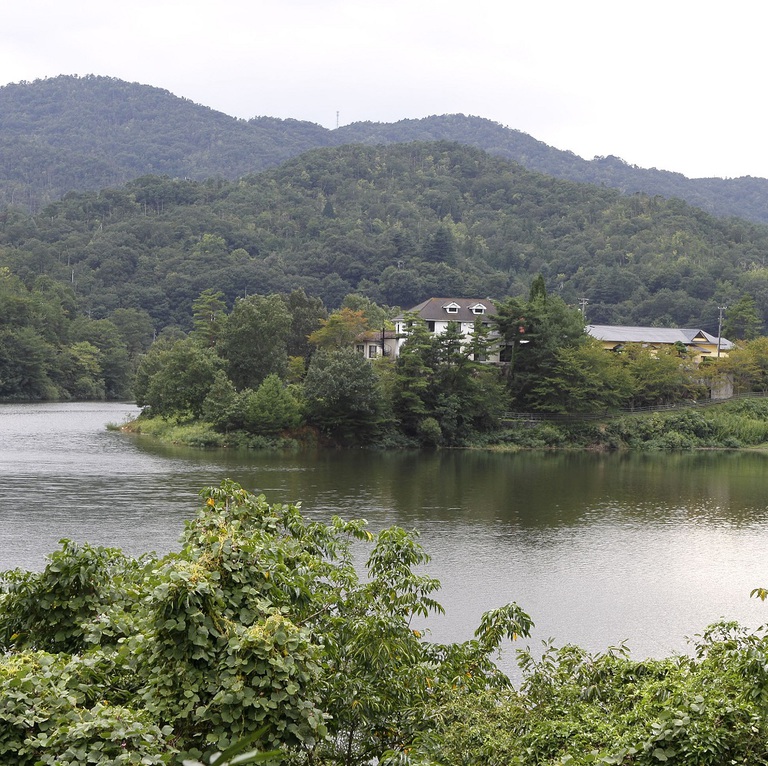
[3,75,768,224]
[0,75,334,210]
[2,141,768,335]
[337,116,768,225]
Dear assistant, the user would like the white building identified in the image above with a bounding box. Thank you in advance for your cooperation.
[393,297,499,360]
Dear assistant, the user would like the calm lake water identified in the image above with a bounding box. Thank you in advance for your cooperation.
[2,401,768,674]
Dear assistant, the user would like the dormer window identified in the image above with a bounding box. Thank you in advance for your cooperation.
[470,303,486,315]
[444,302,460,314]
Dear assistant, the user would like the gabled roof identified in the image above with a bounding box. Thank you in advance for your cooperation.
[397,297,497,323]
[586,324,734,351]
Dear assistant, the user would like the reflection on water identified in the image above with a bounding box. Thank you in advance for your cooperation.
[2,402,768,673]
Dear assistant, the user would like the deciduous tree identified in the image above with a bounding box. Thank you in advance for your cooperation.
[135,337,221,417]
[218,294,291,389]
[0,480,535,764]
[308,308,369,350]
[303,348,382,443]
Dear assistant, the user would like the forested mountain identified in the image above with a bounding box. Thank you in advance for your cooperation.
[2,141,768,337]
[3,75,768,223]
[337,116,768,225]
[0,75,334,210]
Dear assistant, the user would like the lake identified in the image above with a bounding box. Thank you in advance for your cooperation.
[2,401,768,674]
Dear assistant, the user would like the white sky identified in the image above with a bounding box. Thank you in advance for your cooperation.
[1,0,766,179]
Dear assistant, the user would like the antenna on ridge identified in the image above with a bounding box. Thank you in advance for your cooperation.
[336,110,339,129]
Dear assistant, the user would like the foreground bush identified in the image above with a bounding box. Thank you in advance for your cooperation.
[4,481,768,765]
[406,623,768,765]
[0,481,531,765]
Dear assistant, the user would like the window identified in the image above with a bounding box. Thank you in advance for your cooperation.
[446,305,459,314]
[356,344,365,354]
[427,321,435,332]
[471,304,486,315]
[368,346,378,358]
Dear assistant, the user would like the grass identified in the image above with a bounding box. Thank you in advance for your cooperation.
[123,415,225,447]
[120,413,313,450]
[121,398,768,452]
[487,398,768,451]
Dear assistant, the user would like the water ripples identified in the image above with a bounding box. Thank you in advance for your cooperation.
[3,402,768,674]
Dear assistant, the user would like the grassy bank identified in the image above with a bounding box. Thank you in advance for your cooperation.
[119,413,323,450]
[120,397,768,452]
[486,397,768,451]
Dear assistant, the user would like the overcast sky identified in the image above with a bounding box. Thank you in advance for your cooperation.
[2,0,765,180]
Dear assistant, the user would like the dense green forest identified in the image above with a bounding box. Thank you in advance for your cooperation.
[3,75,768,223]
[0,268,147,401]
[4,139,768,403]
[3,140,768,334]
[0,75,331,211]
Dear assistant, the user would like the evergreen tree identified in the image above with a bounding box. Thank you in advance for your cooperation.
[201,370,243,431]
[192,289,227,348]
[242,374,302,435]
[392,317,436,439]
[531,338,634,413]
[285,289,327,358]
[494,282,586,410]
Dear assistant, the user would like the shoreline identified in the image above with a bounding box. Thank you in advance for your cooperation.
[119,397,768,453]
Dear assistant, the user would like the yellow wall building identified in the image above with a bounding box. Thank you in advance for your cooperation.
[586,324,733,364]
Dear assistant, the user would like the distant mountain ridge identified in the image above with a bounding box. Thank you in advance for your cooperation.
[2,74,768,224]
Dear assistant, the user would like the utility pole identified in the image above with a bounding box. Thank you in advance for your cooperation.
[578,298,589,320]
[717,305,727,358]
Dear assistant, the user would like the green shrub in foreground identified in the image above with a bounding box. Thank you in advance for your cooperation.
[0,481,533,765]
[406,622,768,765]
